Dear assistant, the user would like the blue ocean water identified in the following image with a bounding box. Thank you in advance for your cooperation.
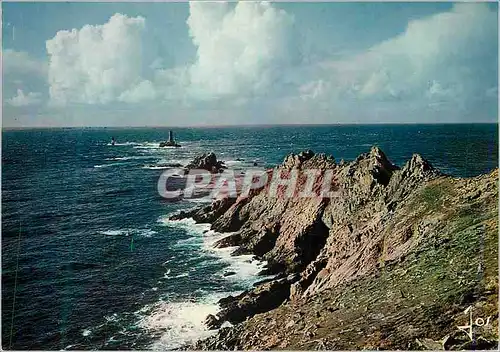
[2,124,498,350]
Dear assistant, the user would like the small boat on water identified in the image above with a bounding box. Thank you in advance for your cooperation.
[160,130,181,148]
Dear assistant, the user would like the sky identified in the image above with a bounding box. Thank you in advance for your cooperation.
[2,1,498,127]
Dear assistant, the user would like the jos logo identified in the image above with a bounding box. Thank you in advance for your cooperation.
[457,306,492,341]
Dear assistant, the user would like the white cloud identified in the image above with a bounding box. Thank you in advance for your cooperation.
[118,80,157,103]
[39,2,301,107]
[299,3,497,108]
[154,66,191,101]
[46,13,151,105]
[36,1,496,124]
[3,50,48,106]
[299,80,326,100]
[185,1,298,100]
[7,89,42,107]
[3,49,47,76]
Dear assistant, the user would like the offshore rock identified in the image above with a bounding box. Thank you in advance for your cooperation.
[159,130,181,147]
[185,152,226,173]
[159,140,181,147]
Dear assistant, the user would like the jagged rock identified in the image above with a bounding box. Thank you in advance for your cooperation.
[185,152,226,173]
[204,314,222,330]
[282,149,316,169]
[191,326,243,350]
[211,275,299,327]
[214,233,241,248]
[170,197,236,223]
[175,147,498,350]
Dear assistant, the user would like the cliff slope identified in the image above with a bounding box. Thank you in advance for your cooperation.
[174,147,498,350]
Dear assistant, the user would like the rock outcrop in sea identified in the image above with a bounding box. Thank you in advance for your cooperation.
[185,152,226,174]
[159,130,181,147]
[172,146,498,350]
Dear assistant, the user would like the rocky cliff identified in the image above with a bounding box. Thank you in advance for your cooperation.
[173,147,498,350]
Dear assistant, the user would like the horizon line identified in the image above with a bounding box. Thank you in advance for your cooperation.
[2,121,498,130]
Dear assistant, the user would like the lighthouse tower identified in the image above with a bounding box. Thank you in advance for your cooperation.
[159,130,181,147]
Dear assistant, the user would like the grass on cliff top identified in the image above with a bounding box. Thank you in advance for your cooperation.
[240,177,498,350]
[415,178,456,212]
[255,214,496,349]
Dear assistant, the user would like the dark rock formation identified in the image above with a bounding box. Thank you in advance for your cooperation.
[205,274,300,330]
[185,152,226,173]
[204,314,221,330]
[170,197,236,223]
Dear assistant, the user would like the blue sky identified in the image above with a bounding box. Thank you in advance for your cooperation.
[2,1,498,127]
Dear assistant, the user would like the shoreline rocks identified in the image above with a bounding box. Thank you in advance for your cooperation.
[171,146,498,350]
[204,274,300,330]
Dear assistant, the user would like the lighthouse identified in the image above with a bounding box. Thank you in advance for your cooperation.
[160,130,181,147]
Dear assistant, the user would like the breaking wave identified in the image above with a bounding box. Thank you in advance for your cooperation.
[98,228,157,238]
[137,292,231,350]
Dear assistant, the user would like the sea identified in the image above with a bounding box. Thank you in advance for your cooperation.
[2,124,498,350]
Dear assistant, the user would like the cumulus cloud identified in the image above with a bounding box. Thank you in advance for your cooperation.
[3,49,48,76]
[7,89,42,107]
[46,13,151,105]
[44,2,299,106]
[300,3,497,111]
[186,1,298,100]
[118,80,157,103]
[38,1,496,124]
[3,50,48,105]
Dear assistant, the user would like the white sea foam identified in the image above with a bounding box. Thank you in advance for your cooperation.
[98,228,157,238]
[106,142,142,146]
[157,158,190,165]
[133,142,161,149]
[93,161,132,168]
[224,159,245,167]
[159,216,210,232]
[133,141,190,149]
[100,229,129,236]
[142,158,190,170]
[159,216,267,284]
[105,156,157,161]
[105,313,119,322]
[128,212,274,350]
[163,272,189,280]
[201,232,268,282]
[186,197,213,204]
[141,214,270,348]
[137,292,231,350]
[141,165,171,170]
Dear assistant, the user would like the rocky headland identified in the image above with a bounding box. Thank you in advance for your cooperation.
[172,146,498,350]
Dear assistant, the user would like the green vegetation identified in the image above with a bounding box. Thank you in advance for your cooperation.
[417,179,454,212]
[240,176,498,350]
